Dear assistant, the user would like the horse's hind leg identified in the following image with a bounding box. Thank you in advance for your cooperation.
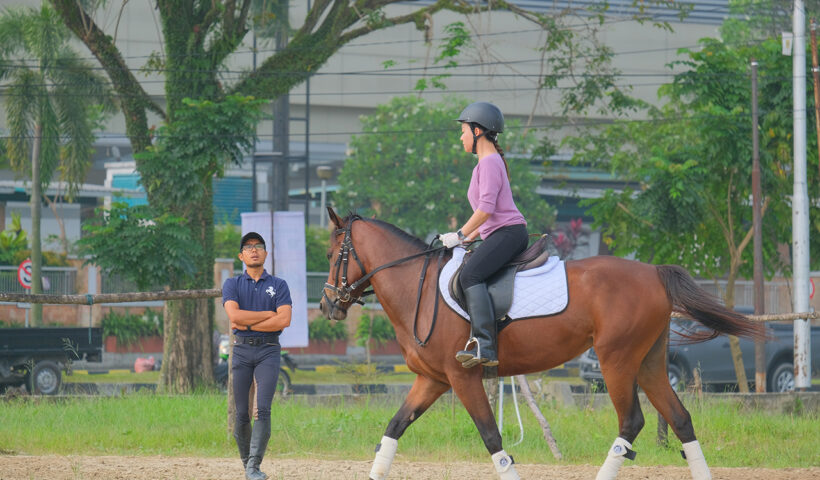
[369,375,449,480]
[450,374,520,480]
[638,333,711,480]
[594,369,644,480]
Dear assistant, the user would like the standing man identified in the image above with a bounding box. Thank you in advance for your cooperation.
[223,232,292,480]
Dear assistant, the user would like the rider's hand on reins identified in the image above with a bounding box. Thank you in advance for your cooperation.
[439,232,461,248]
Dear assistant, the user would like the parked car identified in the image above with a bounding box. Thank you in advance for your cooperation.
[579,317,820,393]
[0,327,103,395]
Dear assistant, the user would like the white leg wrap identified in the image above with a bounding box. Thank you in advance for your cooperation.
[491,450,520,480]
[682,440,712,480]
[595,437,633,480]
[369,436,398,480]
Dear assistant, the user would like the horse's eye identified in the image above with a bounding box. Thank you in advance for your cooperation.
[326,251,332,260]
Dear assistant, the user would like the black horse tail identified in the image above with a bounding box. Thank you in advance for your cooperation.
[656,265,767,341]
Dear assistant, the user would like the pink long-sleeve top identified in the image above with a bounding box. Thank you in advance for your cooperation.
[467,153,527,239]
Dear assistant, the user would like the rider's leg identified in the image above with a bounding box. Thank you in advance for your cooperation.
[455,224,527,368]
[456,283,498,367]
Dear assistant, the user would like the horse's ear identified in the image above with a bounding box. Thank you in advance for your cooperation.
[327,207,343,229]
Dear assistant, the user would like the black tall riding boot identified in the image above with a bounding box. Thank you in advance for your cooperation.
[455,283,498,368]
[233,420,252,468]
[245,417,271,480]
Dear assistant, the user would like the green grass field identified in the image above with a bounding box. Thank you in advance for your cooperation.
[0,393,816,468]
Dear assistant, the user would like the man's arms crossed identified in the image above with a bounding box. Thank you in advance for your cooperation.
[224,301,292,332]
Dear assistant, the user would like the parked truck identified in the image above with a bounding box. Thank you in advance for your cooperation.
[0,327,103,395]
[579,319,820,392]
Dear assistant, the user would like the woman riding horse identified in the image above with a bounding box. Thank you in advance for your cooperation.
[439,101,529,369]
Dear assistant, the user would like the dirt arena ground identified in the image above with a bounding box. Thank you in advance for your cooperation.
[1,456,818,480]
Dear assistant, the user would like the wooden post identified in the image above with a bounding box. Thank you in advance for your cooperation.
[514,375,562,460]
[751,58,767,393]
[811,20,820,178]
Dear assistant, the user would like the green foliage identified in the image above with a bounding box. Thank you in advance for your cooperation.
[214,221,242,270]
[354,312,396,348]
[414,21,470,92]
[136,95,266,211]
[308,316,348,342]
[335,96,555,237]
[0,5,115,199]
[306,226,330,272]
[78,202,199,290]
[101,309,163,346]
[0,213,27,265]
[566,33,805,277]
[11,249,69,267]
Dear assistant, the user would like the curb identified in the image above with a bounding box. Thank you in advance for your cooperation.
[71,364,574,376]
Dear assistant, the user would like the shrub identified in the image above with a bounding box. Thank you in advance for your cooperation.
[355,312,395,348]
[101,309,164,346]
[308,315,348,342]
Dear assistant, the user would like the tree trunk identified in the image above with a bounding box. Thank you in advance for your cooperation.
[30,123,43,326]
[158,183,216,392]
[724,271,750,393]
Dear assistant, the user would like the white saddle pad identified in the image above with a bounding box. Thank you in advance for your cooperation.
[438,247,569,320]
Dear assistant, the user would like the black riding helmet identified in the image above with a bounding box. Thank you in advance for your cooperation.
[457,102,504,154]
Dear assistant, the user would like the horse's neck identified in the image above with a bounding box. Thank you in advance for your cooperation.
[362,230,440,336]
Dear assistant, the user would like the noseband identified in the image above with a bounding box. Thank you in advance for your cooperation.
[322,215,447,346]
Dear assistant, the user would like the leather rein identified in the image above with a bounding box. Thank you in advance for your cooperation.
[322,215,447,346]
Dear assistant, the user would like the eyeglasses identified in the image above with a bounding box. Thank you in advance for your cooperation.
[241,244,266,252]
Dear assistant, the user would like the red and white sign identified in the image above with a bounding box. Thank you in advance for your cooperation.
[17,259,32,289]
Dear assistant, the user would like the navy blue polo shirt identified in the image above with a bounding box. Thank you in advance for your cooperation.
[222,270,292,337]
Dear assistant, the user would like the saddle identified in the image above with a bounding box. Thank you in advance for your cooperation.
[448,235,551,322]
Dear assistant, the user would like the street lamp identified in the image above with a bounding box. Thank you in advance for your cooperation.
[316,166,334,227]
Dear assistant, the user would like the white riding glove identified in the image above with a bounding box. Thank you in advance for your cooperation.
[440,232,461,248]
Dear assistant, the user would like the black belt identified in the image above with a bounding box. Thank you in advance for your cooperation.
[234,334,280,346]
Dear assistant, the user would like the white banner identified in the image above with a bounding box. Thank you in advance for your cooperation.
[240,211,308,348]
[272,211,309,348]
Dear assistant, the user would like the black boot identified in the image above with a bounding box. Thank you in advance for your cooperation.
[455,283,498,368]
[245,418,271,480]
[233,420,252,468]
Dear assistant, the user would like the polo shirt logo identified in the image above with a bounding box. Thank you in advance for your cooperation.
[265,286,275,298]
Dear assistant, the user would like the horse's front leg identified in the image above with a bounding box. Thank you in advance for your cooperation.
[369,374,450,480]
[450,372,520,480]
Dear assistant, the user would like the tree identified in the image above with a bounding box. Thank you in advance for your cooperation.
[48,0,681,391]
[0,5,113,325]
[336,96,555,237]
[565,34,810,391]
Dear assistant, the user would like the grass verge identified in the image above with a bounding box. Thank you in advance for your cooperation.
[0,393,816,468]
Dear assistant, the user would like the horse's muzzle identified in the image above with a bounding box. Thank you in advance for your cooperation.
[320,292,349,321]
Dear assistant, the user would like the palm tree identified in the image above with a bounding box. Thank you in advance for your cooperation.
[0,4,114,325]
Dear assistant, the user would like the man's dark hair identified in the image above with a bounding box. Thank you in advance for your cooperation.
[240,232,266,251]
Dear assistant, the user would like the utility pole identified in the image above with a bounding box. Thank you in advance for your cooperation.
[792,0,812,391]
[812,20,820,178]
[751,59,766,393]
[272,2,290,212]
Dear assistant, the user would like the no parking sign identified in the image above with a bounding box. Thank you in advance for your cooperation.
[17,259,32,289]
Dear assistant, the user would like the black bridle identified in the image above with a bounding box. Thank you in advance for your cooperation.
[322,215,447,346]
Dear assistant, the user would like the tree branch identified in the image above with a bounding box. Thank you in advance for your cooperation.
[49,0,165,152]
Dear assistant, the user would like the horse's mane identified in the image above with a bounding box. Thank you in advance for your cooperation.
[344,213,429,252]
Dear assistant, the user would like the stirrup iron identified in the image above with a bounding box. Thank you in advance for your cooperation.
[455,337,481,368]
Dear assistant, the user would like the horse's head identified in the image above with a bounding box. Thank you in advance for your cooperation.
[319,207,372,321]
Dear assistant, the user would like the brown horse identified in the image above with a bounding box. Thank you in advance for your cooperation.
[319,209,766,480]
